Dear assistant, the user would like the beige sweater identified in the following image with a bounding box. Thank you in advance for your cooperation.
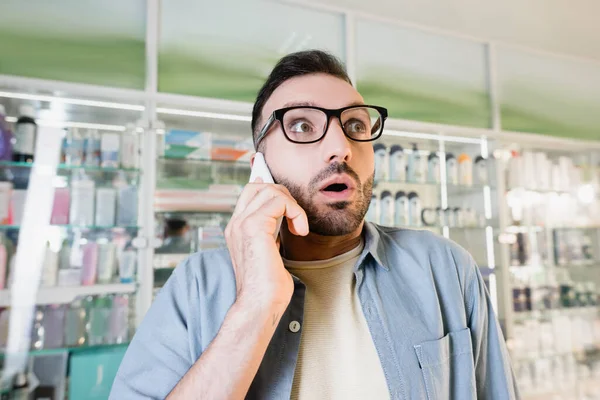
[284,243,390,400]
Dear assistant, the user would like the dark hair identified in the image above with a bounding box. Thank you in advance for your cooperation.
[251,50,352,147]
[165,218,187,233]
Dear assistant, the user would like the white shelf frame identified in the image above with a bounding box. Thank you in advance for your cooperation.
[0,284,137,308]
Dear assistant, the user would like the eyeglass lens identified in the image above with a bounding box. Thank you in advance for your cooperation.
[282,107,383,143]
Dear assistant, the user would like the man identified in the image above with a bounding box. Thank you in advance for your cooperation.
[155,217,192,254]
[111,50,518,399]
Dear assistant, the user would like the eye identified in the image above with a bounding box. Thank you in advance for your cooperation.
[344,119,368,135]
[289,120,315,134]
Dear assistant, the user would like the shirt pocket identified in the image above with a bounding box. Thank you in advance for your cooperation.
[414,328,476,400]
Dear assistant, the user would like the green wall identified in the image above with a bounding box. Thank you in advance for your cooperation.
[0,0,145,89]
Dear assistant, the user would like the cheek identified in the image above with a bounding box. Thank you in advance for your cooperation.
[265,140,314,187]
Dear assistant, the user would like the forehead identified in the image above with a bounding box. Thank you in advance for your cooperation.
[262,73,365,118]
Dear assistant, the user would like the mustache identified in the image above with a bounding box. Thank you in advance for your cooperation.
[309,162,361,191]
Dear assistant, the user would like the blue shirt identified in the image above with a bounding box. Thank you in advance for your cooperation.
[111,223,519,399]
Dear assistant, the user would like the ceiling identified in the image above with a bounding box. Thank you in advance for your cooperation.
[298,0,600,62]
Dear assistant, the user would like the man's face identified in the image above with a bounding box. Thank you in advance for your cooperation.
[258,73,374,236]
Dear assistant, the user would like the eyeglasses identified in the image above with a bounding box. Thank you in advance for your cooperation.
[255,105,388,149]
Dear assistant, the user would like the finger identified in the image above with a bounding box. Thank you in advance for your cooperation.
[242,185,297,218]
[232,183,268,217]
[246,195,308,237]
[233,183,292,217]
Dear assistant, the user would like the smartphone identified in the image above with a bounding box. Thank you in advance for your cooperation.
[249,152,282,239]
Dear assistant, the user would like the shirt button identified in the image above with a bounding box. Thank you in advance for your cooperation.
[289,321,301,333]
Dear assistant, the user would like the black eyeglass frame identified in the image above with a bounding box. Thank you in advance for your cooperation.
[254,104,388,149]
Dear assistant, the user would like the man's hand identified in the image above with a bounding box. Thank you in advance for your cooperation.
[225,179,309,311]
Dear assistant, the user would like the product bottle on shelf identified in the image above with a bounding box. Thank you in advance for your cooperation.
[115,171,138,227]
[379,191,393,226]
[530,273,544,312]
[511,273,524,313]
[558,271,576,308]
[42,304,65,349]
[81,237,99,286]
[427,152,440,184]
[446,153,459,185]
[100,132,121,168]
[436,207,445,226]
[445,208,455,228]
[109,294,130,344]
[57,236,83,287]
[63,128,85,166]
[95,187,117,227]
[84,129,101,167]
[458,153,473,186]
[523,275,533,312]
[581,232,594,263]
[586,282,597,307]
[121,124,140,169]
[119,245,137,283]
[454,207,464,227]
[12,105,37,163]
[474,155,489,185]
[40,240,59,287]
[366,194,378,223]
[96,239,116,284]
[57,239,71,270]
[0,180,11,226]
[373,144,387,182]
[574,282,588,308]
[50,187,70,225]
[421,208,437,227]
[0,234,7,290]
[87,295,112,345]
[64,298,87,347]
[407,143,423,183]
[542,269,559,310]
[516,232,529,266]
[0,309,9,349]
[394,191,408,227]
[408,192,421,227]
[69,170,95,226]
[388,145,406,182]
[0,105,13,161]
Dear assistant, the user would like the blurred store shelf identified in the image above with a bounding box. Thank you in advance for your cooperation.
[0,342,130,358]
[0,224,139,231]
[0,161,141,174]
[0,283,136,307]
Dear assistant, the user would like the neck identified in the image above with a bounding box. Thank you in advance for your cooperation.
[280,221,364,261]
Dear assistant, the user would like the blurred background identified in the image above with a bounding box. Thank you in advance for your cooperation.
[0,0,599,399]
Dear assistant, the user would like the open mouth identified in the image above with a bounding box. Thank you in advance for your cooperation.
[323,183,349,192]
[318,175,355,200]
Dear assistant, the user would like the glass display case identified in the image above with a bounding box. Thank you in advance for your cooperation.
[497,145,600,399]
[369,132,498,265]
[0,84,148,395]
[153,110,251,292]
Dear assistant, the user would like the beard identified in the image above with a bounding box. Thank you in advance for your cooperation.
[274,163,374,236]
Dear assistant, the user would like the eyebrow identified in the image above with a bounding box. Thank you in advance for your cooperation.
[282,100,366,108]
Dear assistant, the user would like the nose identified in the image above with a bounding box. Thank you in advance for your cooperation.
[321,118,352,164]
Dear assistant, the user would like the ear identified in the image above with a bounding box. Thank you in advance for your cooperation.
[250,152,257,167]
